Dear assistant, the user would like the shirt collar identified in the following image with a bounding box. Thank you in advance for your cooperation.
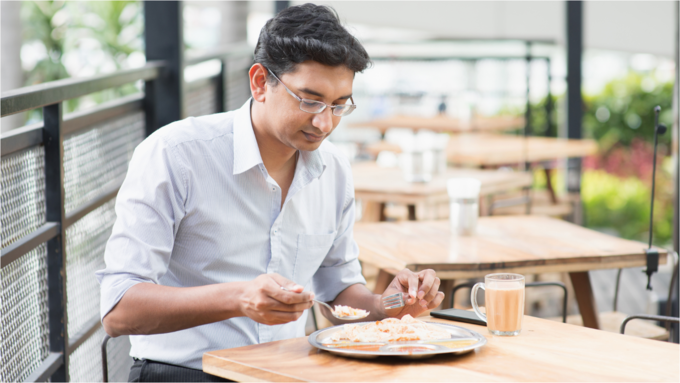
[233,99,264,175]
[232,98,327,180]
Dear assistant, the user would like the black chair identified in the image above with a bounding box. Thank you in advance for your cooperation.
[102,334,111,382]
[617,251,679,342]
[451,280,568,323]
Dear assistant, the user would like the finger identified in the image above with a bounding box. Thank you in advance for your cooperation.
[422,277,441,303]
[268,300,314,313]
[417,270,437,300]
[404,271,419,304]
[272,288,315,305]
[426,292,445,309]
[263,310,305,325]
[268,273,304,292]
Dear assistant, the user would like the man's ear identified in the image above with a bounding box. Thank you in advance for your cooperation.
[249,63,268,102]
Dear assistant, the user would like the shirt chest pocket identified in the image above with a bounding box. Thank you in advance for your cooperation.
[293,232,336,287]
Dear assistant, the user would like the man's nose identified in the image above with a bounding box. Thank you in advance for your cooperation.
[312,107,333,133]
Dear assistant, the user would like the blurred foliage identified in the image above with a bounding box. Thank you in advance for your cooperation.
[582,168,673,247]
[22,1,70,85]
[20,1,142,121]
[583,72,673,152]
[525,72,675,247]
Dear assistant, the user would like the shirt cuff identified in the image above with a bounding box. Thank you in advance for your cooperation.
[97,273,153,320]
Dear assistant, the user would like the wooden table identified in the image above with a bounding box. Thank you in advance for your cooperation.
[353,216,668,329]
[446,133,598,167]
[350,114,525,134]
[352,162,533,221]
[203,315,679,382]
[367,133,597,205]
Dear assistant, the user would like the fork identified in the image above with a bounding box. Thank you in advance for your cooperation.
[382,292,409,310]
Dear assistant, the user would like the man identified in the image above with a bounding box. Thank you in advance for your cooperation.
[97,4,444,382]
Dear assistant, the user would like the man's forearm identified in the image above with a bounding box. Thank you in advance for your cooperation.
[103,281,245,337]
[324,284,386,325]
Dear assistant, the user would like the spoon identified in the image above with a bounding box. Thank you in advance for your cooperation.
[280,286,369,320]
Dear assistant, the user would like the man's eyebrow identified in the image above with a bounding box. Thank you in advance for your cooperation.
[299,87,352,100]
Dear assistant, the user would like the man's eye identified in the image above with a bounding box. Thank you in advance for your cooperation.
[302,100,322,108]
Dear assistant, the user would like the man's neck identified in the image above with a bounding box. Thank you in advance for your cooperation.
[250,102,297,175]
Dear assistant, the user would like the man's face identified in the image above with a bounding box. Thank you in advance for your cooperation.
[261,61,354,152]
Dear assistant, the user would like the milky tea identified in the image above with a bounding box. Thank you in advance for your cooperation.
[471,274,525,336]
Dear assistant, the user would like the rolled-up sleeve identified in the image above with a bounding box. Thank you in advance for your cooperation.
[95,134,187,320]
[311,168,366,303]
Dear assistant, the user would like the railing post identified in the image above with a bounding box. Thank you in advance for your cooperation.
[144,1,183,136]
[217,60,226,113]
[44,102,68,381]
[566,0,584,224]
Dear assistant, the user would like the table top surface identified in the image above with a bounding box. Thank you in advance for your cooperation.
[350,114,525,133]
[352,162,532,198]
[366,134,598,166]
[447,134,598,166]
[353,216,667,278]
[203,315,679,382]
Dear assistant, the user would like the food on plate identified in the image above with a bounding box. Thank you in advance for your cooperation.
[329,315,451,342]
[333,305,369,318]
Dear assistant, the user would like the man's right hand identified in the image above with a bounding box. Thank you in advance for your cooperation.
[238,273,314,325]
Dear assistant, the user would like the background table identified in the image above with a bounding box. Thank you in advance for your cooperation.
[350,114,525,134]
[353,216,668,329]
[203,315,679,382]
[352,162,533,221]
[366,133,597,206]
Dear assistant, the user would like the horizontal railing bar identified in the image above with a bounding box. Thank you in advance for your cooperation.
[369,55,550,62]
[63,93,144,136]
[490,196,532,210]
[184,43,253,66]
[185,75,221,92]
[1,222,60,268]
[67,316,102,355]
[23,352,63,383]
[64,181,122,228]
[1,61,164,117]
[0,122,44,157]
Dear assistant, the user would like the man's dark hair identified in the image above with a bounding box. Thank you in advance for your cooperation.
[254,3,371,81]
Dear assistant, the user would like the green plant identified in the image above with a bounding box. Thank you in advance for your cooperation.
[583,72,673,152]
[581,170,672,247]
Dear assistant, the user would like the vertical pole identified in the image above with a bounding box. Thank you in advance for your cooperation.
[524,41,532,171]
[275,1,290,14]
[566,0,584,224]
[44,102,68,381]
[216,60,226,113]
[144,1,183,136]
[673,0,679,259]
[546,58,554,138]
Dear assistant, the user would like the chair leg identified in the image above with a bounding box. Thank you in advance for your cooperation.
[102,334,111,382]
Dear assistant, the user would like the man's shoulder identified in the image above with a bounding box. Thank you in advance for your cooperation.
[146,112,236,150]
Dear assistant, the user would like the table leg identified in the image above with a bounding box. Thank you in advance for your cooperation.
[438,279,455,310]
[407,204,416,221]
[362,201,386,222]
[544,168,559,204]
[569,272,600,329]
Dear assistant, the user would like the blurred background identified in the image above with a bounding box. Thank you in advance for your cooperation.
[2,0,675,247]
[1,1,678,382]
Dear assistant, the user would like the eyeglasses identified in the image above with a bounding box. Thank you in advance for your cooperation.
[267,68,356,117]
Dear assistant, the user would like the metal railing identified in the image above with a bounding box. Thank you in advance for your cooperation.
[1,35,252,381]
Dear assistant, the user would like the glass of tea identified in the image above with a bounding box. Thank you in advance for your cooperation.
[471,273,525,336]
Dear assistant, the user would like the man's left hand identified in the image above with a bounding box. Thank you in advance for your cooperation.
[381,269,445,318]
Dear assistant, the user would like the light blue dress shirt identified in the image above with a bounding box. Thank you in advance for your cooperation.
[95,99,366,369]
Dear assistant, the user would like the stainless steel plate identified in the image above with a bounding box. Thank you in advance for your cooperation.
[308,321,487,359]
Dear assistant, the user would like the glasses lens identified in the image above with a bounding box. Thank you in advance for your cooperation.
[300,99,326,114]
[333,104,356,117]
